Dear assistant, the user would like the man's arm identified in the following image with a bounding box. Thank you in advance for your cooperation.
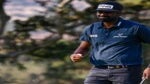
[70,41,90,62]
[136,25,150,79]
[137,25,150,43]
[73,41,90,55]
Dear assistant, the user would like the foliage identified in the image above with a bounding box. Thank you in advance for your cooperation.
[0,0,149,58]
[0,0,150,83]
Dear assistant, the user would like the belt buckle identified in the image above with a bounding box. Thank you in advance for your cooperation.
[107,65,122,69]
[107,66,114,69]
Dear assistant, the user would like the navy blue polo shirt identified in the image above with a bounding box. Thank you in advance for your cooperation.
[80,18,150,66]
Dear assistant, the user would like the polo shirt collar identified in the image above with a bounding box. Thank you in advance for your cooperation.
[97,17,123,28]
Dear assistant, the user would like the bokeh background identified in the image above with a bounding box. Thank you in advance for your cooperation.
[0,0,150,84]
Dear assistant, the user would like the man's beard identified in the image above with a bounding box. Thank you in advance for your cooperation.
[97,16,118,22]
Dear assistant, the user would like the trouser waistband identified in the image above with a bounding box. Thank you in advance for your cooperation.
[95,65,141,69]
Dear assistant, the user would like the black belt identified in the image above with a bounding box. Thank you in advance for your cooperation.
[95,65,128,69]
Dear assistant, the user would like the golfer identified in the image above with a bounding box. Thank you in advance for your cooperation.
[70,1,150,84]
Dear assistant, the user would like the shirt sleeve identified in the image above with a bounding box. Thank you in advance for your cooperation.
[137,25,150,43]
[79,25,92,43]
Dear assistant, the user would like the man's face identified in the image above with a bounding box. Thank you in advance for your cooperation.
[96,11,120,22]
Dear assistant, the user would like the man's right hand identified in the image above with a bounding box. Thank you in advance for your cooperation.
[70,54,83,62]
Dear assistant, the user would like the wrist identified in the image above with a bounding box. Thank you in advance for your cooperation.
[76,53,82,55]
[73,47,88,55]
[73,53,83,57]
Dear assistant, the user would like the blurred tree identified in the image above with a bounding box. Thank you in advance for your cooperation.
[0,0,10,35]
[0,0,149,67]
[0,0,149,84]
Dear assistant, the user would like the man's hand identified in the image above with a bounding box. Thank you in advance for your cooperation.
[70,54,84,62]
[143,67,150,79]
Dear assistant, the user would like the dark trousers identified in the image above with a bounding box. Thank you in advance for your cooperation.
[84,66,142,84]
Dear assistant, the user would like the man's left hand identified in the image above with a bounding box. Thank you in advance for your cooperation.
[143,67,150,79]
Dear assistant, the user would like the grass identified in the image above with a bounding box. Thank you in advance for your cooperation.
[0,58,91,84]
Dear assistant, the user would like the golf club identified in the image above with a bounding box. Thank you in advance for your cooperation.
[140,77,146,84]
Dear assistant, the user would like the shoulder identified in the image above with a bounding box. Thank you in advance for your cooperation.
[84,22,102,31]
[121,19,145,31]
[124,19,149,29]
[122,19,150,35]
[122,19,141,26]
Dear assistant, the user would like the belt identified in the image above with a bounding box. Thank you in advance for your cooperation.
[95,65,128,69]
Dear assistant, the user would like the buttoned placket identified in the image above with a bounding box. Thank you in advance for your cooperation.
[102,28,111,45]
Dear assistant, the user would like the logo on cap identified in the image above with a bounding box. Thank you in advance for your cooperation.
[98,4,114,9]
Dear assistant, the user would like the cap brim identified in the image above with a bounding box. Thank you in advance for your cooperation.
[96,9,119,12]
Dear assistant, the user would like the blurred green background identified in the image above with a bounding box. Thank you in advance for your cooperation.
[0,0,150,84]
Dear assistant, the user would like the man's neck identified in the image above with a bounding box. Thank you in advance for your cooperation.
[103,22,115,29]
[102,18,119,29]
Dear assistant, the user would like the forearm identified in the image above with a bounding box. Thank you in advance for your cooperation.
[73,41,90,56]
[73,46,89,55]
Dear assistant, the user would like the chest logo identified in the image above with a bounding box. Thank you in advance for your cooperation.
[113,33,127,38]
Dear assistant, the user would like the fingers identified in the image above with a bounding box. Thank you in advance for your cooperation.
[71,55,82,62]
[142,73,147,79]
[142,68,150,79]
[143,73,149,79]
[70,54,83,62]
[144,73,150,79]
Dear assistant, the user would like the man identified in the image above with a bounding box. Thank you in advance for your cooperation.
[70,1,150,84]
